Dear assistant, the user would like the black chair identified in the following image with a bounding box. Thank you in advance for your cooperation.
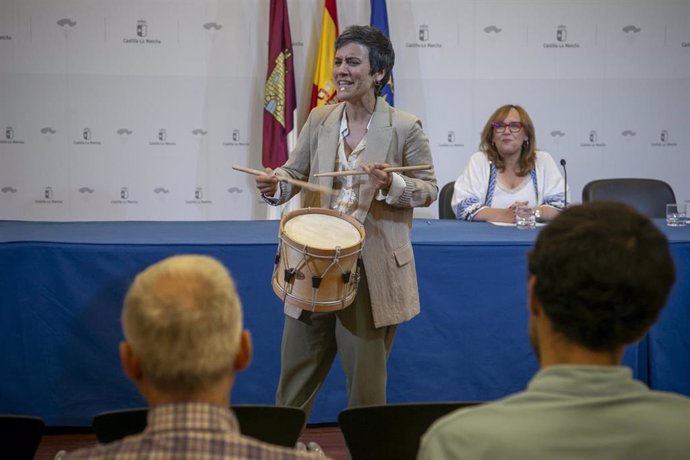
[581,178,675,218]
[338,402,482,460]
[232,405,305,447]
[92,404,306,447]
[438,181,456,219]
[0,414,45,460]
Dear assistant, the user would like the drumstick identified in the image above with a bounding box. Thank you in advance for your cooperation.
[232,165,338,196]
[313,164,433,178]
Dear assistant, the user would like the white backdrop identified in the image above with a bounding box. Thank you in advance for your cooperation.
[0,0,688,221]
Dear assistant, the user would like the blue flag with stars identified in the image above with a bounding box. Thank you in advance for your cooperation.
[370,0,394,106]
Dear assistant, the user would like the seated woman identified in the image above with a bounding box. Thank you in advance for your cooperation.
[451,104,567,223]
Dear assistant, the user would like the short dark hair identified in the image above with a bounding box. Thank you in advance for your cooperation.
[528,202,675,352]
[335,25,394,97]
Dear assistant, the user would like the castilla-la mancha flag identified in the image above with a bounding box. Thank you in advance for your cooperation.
[309,0,339,109]
[262,0,296,169]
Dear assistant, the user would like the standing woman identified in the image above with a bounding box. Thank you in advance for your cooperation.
[255,25,437,416]
[451,105,567,222]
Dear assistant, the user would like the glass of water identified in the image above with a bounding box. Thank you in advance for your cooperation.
[666,203,686,227]
[516,206,536,229]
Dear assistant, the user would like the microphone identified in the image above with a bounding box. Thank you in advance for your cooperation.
[560,159,568,208]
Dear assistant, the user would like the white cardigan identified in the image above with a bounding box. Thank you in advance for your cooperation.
[451,150,568,220]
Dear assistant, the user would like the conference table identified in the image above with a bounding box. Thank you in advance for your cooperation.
[1,218,688,426]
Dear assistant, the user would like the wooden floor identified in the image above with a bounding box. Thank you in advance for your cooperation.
[35,425,347,460]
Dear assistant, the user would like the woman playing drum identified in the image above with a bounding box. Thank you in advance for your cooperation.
[254,25,437,417]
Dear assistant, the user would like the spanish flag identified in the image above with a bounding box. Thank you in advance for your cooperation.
[262,0,296,169]
[309,0,339,109]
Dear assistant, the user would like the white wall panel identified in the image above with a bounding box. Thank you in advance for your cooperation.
[0,0,687,220]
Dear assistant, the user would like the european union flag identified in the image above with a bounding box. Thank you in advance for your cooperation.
[370,0,394,106]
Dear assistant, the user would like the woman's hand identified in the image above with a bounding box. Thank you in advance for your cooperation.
[255,167,279,196]
[362,162,393,191]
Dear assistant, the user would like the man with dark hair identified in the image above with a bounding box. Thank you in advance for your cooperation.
[419,202,690,460]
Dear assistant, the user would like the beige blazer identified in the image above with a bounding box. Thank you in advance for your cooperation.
[274,98,438,327]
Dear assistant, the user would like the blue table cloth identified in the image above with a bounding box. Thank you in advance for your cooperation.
[1,219,688,425]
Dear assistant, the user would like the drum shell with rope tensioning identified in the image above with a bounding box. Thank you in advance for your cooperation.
[272,208,365,312]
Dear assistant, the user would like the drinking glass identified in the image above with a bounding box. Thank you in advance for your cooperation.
[516,207,536,229]
[666,203,686,227]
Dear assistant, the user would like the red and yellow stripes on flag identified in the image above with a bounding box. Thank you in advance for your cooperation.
[309,0,339,109]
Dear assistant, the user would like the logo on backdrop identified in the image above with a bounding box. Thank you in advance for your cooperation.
[137,20,147,37]
[74,127,101,145]
[406,24,442,49]
[35,186,64,204]
[186,186,212,204]
[150,128,176,146]
[419,25,429,42]
[40,127,57,143]
[1,186,18,194]
[482,25,502,45]
[544,24,580,49]
[622,25,641,45]
[549,130,566,145]
[153,186,170,203]
[111,186,139,204]
[1,126,25,144]
[557,25,567,42]
[78,186,96,202]
[57,18,77,38]
[438,130,464,148]
[580,129,607,147]
[620,129,637,145]
[192,128,208,143]
[0,34,12,41]
[652,129,677,147]
[223,128,249,147]
[227,187,243,194]
[203,22,222,42]
[124,19,161,45]
[116,128,133,143]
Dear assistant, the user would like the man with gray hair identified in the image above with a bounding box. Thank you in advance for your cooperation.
[66,255,324,459]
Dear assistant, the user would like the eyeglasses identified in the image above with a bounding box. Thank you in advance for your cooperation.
[492,121,524,133]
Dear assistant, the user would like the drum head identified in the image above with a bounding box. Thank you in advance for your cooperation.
[284,212,361,250]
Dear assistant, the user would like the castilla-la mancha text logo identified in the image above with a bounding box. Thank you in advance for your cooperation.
[405,24,442,49]
[124,19,161,45]
[1,126,25,144]
[652,129,677,147]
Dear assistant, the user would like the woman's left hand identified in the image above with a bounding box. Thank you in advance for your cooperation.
[362,162,393,191]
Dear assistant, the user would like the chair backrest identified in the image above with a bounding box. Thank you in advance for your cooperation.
[438,181,456,219]
[581,178,675,218]
[232,404,305,447]
[338,402,482,460]
[92,404,305,447]
[92,407,147,444]
[0,414,45,459]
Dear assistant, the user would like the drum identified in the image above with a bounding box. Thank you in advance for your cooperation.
[272,208,365,312]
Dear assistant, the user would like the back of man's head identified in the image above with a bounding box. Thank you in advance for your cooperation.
[122,255,243,395]
[528,202,675,352]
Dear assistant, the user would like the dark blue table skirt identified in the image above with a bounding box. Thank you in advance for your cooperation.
[1,219,688,425]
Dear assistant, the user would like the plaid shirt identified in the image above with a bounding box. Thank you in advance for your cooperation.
[65,402,325,459]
